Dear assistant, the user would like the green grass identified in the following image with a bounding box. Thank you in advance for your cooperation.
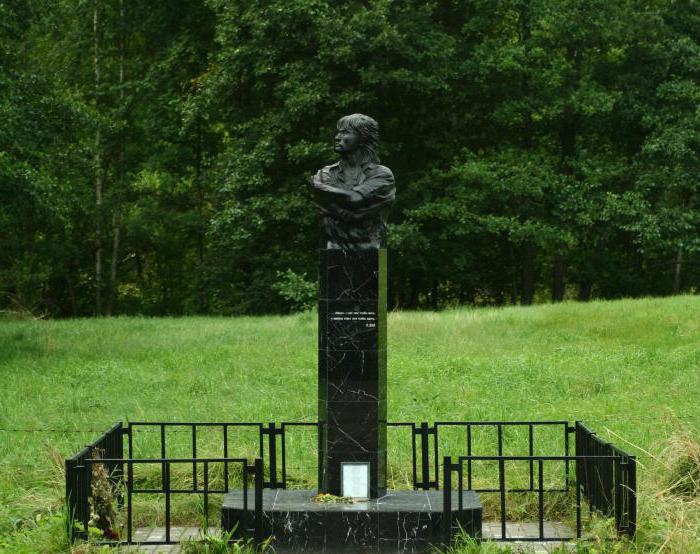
[0,296,699,552]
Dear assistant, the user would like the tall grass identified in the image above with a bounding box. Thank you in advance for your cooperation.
[0,295,698,552]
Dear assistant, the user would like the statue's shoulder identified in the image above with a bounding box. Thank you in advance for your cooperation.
[319,161,340,173]
[364,163,394,180]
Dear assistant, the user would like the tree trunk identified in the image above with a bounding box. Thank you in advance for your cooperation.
[195,120,206,313]
[107,0,125,317]
[107,208,121,316]
[521,242,535,305]
[431,280,439,311]
[408,276,420,309]
[559,47,581,171]
[518,3,536,306]
[507,241,518,304]
[65,259,77,316]
[93,0,103,316]
[519,0,533,150]
[577,281,592,302]
[673,247,683,294]
[552,251,565,302]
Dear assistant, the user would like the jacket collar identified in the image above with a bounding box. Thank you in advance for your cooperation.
[330,160,377,173]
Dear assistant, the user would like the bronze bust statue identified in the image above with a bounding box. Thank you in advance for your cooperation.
[311,114,395,249]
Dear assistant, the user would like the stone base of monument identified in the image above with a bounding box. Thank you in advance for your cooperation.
[221,489,482,553]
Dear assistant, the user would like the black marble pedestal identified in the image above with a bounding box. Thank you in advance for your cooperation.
[318,248,387,498]
[221,489,482,553]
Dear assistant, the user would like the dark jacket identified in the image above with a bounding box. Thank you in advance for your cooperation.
[312,161,395,249]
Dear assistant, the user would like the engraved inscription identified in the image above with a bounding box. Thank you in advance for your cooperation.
[330,311,377,328]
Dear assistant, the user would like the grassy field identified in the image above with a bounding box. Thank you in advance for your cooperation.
[0,296,699,552]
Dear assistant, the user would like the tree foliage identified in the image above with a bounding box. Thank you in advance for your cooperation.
[1,0,699,316]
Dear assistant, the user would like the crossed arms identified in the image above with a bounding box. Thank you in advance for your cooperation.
[311,166,395,223]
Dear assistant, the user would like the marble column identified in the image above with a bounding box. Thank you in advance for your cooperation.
[318,248,387,498]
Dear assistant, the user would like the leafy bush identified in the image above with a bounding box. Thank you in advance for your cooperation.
[271,269,316,312]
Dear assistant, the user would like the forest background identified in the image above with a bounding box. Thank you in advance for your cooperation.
[2,0,699,317]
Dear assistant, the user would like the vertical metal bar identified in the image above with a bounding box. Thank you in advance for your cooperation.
[420,422,429,489]
[281,423,287,488]
[165,461,171,543]
[564,423,570,489]
[434,424,440,488]
[538,459,544,539]
[223,425,229,492]
[499,458,506,540]
[411,424,417,489]
[128,424,134,459]
[467,425,472,490]
[628,456,637,537]
[442,456,452,547]
[78,460,86,538]
[317,422,323,491]
[116,424,125,505]
[574,423,583,503]
[497,423,503,456]
[203,462,209,532]
[254,458,264,541]
[81,464,90,537]
[243,461,249,510]
[529,424,534,491]
[127,461,133,543]
[458,459,463,512]
[192,425,198,491]
[268,422,277,488]
[576,456,582,539]
[259,424,264,461]
[160,424,166,491]
[74,464,84,538]
[615,457,623,532]
[65,459,75,541]
[591,442,598,511]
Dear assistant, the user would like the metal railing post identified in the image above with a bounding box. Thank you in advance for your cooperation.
[499,458,506,539]
[165,461,171,543]
[192,425,198,491]
[254,458,264,541]
[77,463,90,539]
[420,422,430,489]
[65,458,76,541]
[203,461,209,532]
[317,421,324,491]
[628,456,637,537]
[127,460,133,543]
[538,459,544,539]
[268,422,277,488]
[442,456,452,547]
[410,423,418,489]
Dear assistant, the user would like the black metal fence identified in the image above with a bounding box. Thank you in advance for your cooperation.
[65,422,124,540]
[440,421,637,544]
[126,421,320,489]
[392,420,572,492]
[576,422,637,536]
[65,420,636,547]
[65,421,267,546]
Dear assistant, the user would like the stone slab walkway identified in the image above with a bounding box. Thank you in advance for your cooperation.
[126,521,574,552]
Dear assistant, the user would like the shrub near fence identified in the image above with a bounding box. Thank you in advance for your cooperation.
[65,422,124,540]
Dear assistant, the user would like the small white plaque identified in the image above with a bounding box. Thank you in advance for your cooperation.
[341,462,370,499]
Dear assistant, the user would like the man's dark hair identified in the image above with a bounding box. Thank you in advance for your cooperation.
[337,113,380,164]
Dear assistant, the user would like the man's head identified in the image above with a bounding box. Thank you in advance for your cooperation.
[334,113,380,164]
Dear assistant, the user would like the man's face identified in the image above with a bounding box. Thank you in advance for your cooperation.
[334,127,361,153]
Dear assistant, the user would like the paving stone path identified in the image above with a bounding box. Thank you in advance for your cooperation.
[128,522,574,553]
